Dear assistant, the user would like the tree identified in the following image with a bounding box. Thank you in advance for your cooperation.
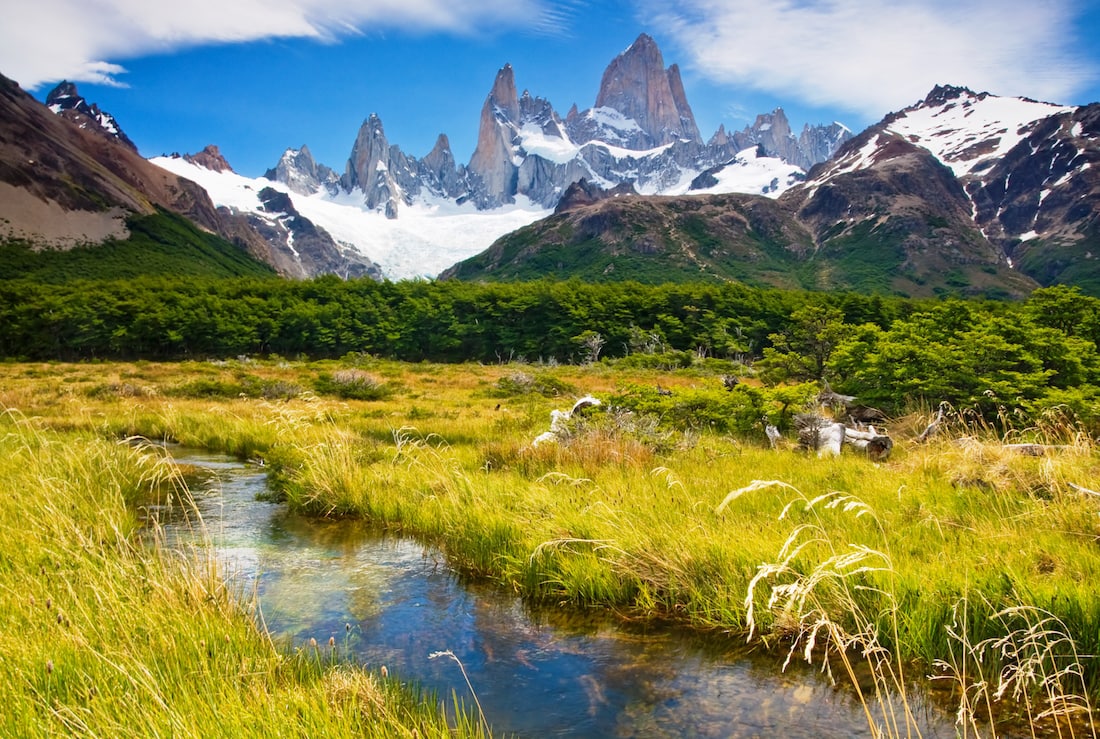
[757,305,851,384]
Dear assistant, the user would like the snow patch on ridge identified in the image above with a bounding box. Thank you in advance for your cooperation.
[886,93,1071,177]
[665,147,802,198]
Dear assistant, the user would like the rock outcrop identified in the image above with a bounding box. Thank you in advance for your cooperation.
[45,80,137,151]
[184,144,233,173]
[264,145,340,196]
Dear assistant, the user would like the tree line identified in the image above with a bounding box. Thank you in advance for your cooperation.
[1,276,1097,420]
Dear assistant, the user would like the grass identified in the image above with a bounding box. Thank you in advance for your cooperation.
[0,409,484,737]
[1,358,1099,736]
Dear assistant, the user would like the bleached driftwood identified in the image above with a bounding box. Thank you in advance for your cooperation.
[531,396,602,447]
[1069,482,1100,497]
[796,413,893,460]
[843,426,894,461]
[915,403,948,443]
[796,414,846,457]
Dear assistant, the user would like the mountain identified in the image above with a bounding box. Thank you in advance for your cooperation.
[444,85,1098,298]
[45,80,137,151]
[797,85,1099,293]
[0,75,380,280]
[250,33,849,277]
[0,73,269,266]
[440,189,816,286]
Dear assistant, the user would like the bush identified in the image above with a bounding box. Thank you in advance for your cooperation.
[490,371,576,398]
[607,351,695,371]
[314,369,390,400]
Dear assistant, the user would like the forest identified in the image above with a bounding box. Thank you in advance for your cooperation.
[2,276,1099,426]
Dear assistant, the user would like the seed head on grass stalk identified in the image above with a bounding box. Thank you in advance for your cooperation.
[984,605,1097,736]
[429,650,491,738]
[721,479,919,739]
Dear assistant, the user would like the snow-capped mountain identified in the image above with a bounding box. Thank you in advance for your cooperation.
[45,80,137,151]
[122,34,846,280]
[794,85,1100,291]
[237,33,848,278]
[446,84,1098,296]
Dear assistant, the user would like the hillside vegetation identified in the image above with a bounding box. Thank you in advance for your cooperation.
[0,209,277,282]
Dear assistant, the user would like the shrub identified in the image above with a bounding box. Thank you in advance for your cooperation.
[490,371,576,398]
[314,369,390,400]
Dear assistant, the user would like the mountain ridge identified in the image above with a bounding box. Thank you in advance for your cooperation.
[266,33,850,220]
[4,34,1097,293]
[443,84,1098,296]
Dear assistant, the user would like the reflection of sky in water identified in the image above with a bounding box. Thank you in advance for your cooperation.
[159,448,959,739]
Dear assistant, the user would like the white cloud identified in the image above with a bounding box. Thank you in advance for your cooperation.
[645,0,1098,118]
[1,0,557,89]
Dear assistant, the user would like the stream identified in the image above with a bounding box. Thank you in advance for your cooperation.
[152,447,962,738]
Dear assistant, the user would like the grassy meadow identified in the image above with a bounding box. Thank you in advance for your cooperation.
[3,356,1100,737]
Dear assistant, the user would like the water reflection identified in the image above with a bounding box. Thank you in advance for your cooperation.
[156,448,960,738]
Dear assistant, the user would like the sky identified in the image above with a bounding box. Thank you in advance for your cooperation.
[2,0,1099,178]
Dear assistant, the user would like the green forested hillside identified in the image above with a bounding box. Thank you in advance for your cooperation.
[0,209,277,282]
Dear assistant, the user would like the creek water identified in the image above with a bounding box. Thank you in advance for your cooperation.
[154,447,961,738]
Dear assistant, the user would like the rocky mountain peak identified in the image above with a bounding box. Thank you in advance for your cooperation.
[342,113,398,212]
[592,32,701,147]
[421,133,465,199]
[43,80,137,151]
[922,84,982,107]
[468,65,525,208]
[184,144,233,173]
[44,81,80,109]
[487,64,520,123]
[265,144,339,196]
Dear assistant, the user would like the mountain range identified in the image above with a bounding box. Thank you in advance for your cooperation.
[445,84,1099,297]
[1,34,1097,296]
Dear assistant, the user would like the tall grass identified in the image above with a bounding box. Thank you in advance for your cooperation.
[0,409,483,737]
[1,359,1099,734]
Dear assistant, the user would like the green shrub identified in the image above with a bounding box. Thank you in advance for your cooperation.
[607,351,695,370]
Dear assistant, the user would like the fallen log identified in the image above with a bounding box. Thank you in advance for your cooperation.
[844,426,894,461]
[796,413,893,460]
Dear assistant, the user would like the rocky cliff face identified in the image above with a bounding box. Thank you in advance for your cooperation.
[587,34,701,148]
[965,103,1100,289]
[342,113,409,218]
[467,64,523,208]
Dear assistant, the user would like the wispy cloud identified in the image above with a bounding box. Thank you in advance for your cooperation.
[645,0,1097,117]
[1,0,559,89]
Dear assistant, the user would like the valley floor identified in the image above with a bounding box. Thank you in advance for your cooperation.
[2,358,1098,737]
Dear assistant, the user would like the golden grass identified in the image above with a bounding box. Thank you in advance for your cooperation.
[2,358,1099,736]
[0,408,482,738]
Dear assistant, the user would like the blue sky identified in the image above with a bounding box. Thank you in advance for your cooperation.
[3,0,1099,178]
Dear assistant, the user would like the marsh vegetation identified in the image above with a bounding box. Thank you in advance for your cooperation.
[2,355,1099,736]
